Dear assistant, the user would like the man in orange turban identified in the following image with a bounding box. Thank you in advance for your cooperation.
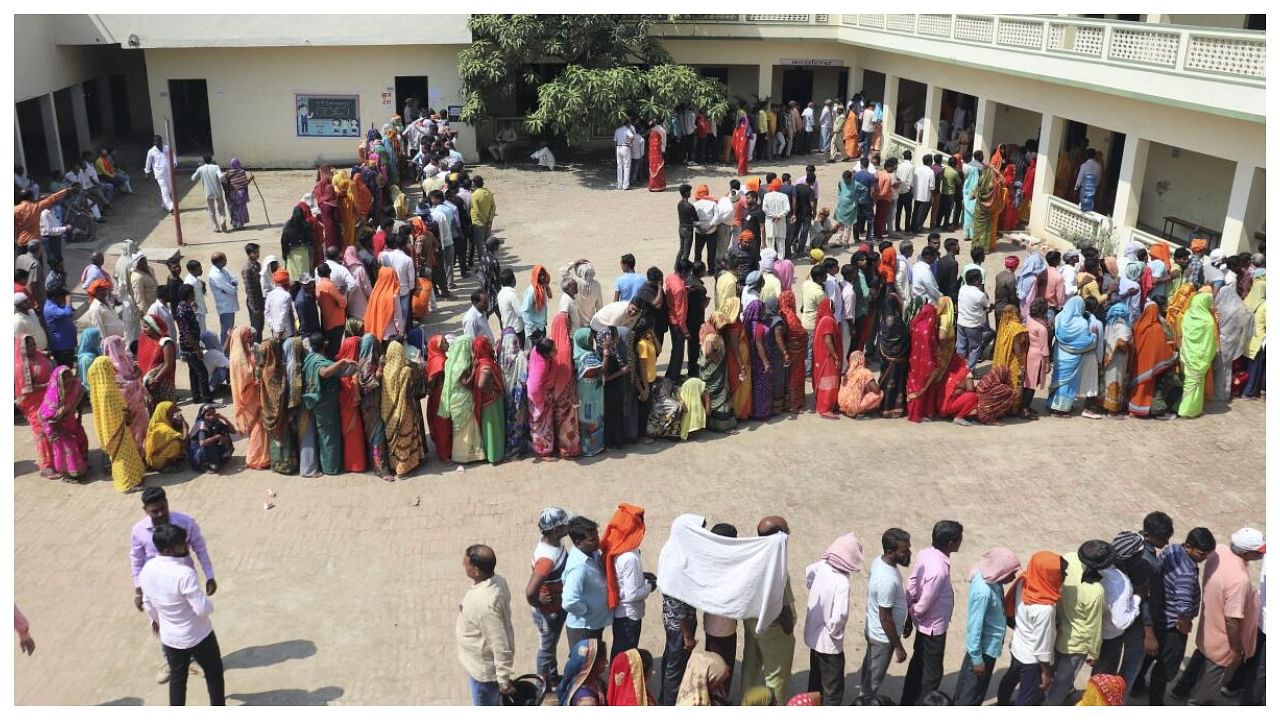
[599,503,652,656]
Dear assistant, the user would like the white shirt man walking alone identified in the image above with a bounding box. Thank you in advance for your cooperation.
[614,121,636,190]
[144,135,174,214]
[456,544,516,706]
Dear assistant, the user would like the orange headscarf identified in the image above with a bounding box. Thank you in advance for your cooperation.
[878,246,898,286]
[767,178,782,192]
[745,177,761,193]
[362,266,400,340]
[739,229,756,244]
[531,265,551,311]
[694,184,711,201]
[1149,242,1172,272]
[1190,238,1208,254]
[600,503,646,610]
[1004,550,1064,617]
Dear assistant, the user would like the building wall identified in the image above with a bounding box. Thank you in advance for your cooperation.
[991,103,1041,148]
[72,14,472,47]
[1243,167,1265,246]
[142,45,474,168]
[1138,142,1234,236]
[1167,14,1249,29]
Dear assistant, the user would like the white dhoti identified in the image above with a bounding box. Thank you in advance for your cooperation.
[155,176,174,212]
[122,298,140,347]
[615,146,631,190]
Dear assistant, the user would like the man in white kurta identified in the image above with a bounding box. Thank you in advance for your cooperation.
[762,185,791,258]
[144,135,174,213]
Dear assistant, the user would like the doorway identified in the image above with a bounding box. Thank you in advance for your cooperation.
[780,68,813,106]
[168,79,213,156]
[83,79,104,139]
[53,87,79,169]
[16,97,52,177]
[109,74,131,135]
[395,75,430,120]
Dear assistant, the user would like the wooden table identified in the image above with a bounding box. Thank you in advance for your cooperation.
[1162,215,1222,248]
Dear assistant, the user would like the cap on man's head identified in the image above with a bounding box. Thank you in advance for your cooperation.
[539,507,573,533]
[1230,527,1266,554]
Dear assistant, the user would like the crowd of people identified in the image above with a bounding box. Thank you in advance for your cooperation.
[457,506,1266,706]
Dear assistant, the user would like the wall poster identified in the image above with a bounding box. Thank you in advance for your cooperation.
[295,93,360,138]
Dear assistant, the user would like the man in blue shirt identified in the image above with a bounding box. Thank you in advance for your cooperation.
[952,547,1020,705]
[613,253,647,302]
[43,286,78,369]
[561,516,611,658]
[1148,526,1215,705]
[852,158,878,243]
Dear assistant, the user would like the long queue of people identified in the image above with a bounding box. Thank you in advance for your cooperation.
[457,506,1266,706]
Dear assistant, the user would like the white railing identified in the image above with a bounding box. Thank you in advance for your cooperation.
[669,14,832,25]
[1045,195,1104,244]
[1128,226,1179,250]
[883,133,921,162]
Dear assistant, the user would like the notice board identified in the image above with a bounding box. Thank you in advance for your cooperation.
[295,94,360,138]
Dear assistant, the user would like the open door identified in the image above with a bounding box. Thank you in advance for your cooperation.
[395,75,430,120]
[168,79,213,156]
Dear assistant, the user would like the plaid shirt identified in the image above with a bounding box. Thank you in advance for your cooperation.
[1161,544,1201,629]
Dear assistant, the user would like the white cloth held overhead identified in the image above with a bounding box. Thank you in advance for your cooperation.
[656,513,789,634]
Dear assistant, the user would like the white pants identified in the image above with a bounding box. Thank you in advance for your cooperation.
[156,176,174,211]
[615,146,631,190]
[747,135,757,162]
[206,195,227,230]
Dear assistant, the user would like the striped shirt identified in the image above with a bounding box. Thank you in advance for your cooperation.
[1161,543,1201,629]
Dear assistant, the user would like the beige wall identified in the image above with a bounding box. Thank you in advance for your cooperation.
[74,14,472,47]
[142,45,474,168]
[991,103,1041,148]
[16,15,113,103]
[1243,167,1265,248]
[1167,14,1250,29]
[1138,142,1234,236]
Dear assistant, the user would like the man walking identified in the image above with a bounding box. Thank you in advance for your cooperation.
[456,544,516,706]
[561,516,610,658]
[614,121,636,190]
[191,156,227,233]
[860,528,911,697]
[1147,526,1215,703]
[139,523,225,705]
[144,135,174,214]
[207,252,239,347]
[900,520,963,705]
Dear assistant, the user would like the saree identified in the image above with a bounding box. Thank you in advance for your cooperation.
[699,322,737,432]
[559,639,605,706]
[971,165,999,253]
[229,327,269,469]
[382,341,426,476]
[607,648,655,706]
[935,296,957,372]
[722,298,753,421]
[764,300,786,414]
[440,337,485,464]
[76,327,102,393]
[679,377,707,439]
[1165,283,1195,346]
[878,296,910,415]
[992,307,1028,396]
[974,365,1018,424]
[39,366,89,477]
[332,170,357,247]
[675,652,730,707]
[471,335,507,464]
[223,159,251,228]
[16,335,53,471]
[187,405,233,471]
[1128,302,1179,417]
[648,127,666,191]
[829,112,846,160]
[332,336,367,472]
[838,350,883,418]
[287,338,321,477]
[1215,284,1255,396]
[499,329,532,458]
[1178,293,1218,418]
[999,163,1020,231]
[939,354,979,418]
[1018,158,1036,225]
[87,356,144,492]
[843,110,859,159]
[143,401,186,471]
[834,177,858,229]
[527,344,555,456]
[962,163,980,239]
[357,334,389,475]
[103,336,148,450]
[1047,297,1096,412]
[572,328,604,457]
[646,377,684,438]
[256,338,296,474]
[733,118,749,176]
[425,335,453,462]
[1101,303,1134,413]
[743,300,773,420]
[812,297,842,416]
[906,302,942,422]
[546,313,581,457]
[778,291,808,412]
[364,266,403,342]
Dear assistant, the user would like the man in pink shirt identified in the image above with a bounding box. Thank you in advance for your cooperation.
[900,520,963,705]
[873,159,898,241]
[1042,250,1067,315]
[1175,527,1264,705]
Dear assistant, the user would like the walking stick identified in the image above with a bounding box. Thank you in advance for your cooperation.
[251,176,273,227]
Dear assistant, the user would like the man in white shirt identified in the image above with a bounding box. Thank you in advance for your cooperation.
[912,154,936,233]
[487,125,518,164]
[322,246,354,296]
[64,163,103,220]
[190,155,226,232]
[139,523,225,706]
[801,102,816,154]
[805,532,862,706]
[818,100,834,158]
[144,135,174,213]
[1075,148,1102,210]
[183,259,208,336]
[461,289,495,343]
[607,505,655,656]
[692,186,720,268]
[613,121,636,191]
[956,268,993,370]
[264,269,296,339]
[894,150,916,235]
[861,529,912,697]
[428,191,456,290]
[39,205,67,264]
[911,245,942,303]
[379,234,417,325]
[495,269,525,346]
[1061,251,1080,299]
[206,252,239,347]
[762,182,792,258]
[896,240,914,302]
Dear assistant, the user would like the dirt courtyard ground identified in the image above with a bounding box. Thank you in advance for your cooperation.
[12,148,1266,705]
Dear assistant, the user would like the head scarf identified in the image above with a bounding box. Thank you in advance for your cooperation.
[558,639,603,706]
[76,326,104,389]
[823,532,864,574]
[1077,674,1127,706]
[739,229,756,246]
[760,248,777,274]
[273,269,291,286]
[363,266,401,340]
[530,265,552,310]
[471,334,504,418]
[437,335,474,420]
[973,547,1021,583]
[606,648,653,706]
[1111,531,1145,561]
[878,246,898,286]
[600,503,646,610]
[257,339,287,442]
[787,692,821,706]
[1005,550,1065,616]
[499,328,528,395]
[549,312,575,393]
[1215,284,1254,361]
[143,400,186,469]
[1149,242,1171,272]
[1190,237,1208,254]
[1016,251,1045,301]
[1054,296,1094,352]
[675,652,730,706]
[774,259,795,290]
[1004,255,1020,271]
[103,334,140,382]
[15,334,50,399]
[974,364,1017,422]
[767,178,782,192]
[693,184,711,201]
[809,248,824,264]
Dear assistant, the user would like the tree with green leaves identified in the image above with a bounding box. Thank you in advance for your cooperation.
[458,14,731,143]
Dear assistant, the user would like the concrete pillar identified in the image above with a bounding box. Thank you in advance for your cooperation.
[99,76,116,136]
[70,85,92,156]
[14,109,25,169]
[1029,113,1066,238]
[846,63,861,102]
[882,74,899,139]
[1219,160,1257,254]
[972,98,996,157]
[920,83,941,152]
[1112,137,1149,231]
[1145,14,1166,23]
[39,93,63,173]
[757,64,773,104]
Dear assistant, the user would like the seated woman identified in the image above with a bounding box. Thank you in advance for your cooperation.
[144,401,188,471]
[678,377,709,440]
[838,350,883,418]
[645,377,685,440]
[558,639,606,706]
[187,403,236,472]
[973,366,1019,425]
[675,651,731,706]
[939,354,980,425]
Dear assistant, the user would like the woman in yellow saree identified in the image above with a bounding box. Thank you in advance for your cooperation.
[88,356,144,492]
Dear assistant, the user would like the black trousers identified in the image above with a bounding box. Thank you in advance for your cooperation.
[184,352,211,403]
[677,226,694,267]
[666,326,687,380]
[705,632,737,676]
[163,630,225,706]
[808,649,845,706]
[1224,628,1266,705]
[1149,625,1188,704]
[455,230,471,275]
[50,349,76,370]
[897,194,913,232]
[937,195,955,229]
[565,626,606,662]
[660,625,691,705]
[248,308,264,342]
[900,630,946,705]
[856,205,875,240]
[694,232,717,271]
[911,200,932,233]
[612,617,642,658]
[323,326,344,360]
[685,316,703,378]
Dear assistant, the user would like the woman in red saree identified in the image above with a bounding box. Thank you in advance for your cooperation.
[548,312,582,458]
[336,332,367,472]
[939,353,979,423]
[812,297,842,418]
[607,648,656,706]
[732,115,750,177]
[906,302,942,423]
[312,165,340,254]
[778,290,809,412]
[648,121,667,192]
[1018,155,1037,226]
[999,161,1020,231]
[425,335,452,462]
[1128,301,1179,417]
[16,334,53,475]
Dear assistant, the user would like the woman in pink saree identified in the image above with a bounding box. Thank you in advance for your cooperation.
[38,366,90,482]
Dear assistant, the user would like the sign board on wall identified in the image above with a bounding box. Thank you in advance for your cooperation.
[295,94,360,138]
[447,105,462,122]
[780,58,845,67]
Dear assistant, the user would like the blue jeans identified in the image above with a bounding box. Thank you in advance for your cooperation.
[218,312,235,347]
[468,677,501,706]
[531,608,566,681]
[953,653,996,705]
[956,324,991,369]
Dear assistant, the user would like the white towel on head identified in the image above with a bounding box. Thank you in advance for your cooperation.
[657,513,789,633]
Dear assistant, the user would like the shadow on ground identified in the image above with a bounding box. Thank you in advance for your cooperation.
[227,685,344,705]
[222,639,318,670]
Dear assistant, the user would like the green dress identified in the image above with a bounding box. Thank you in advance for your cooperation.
[302,351,343,475]
[440,339,485,463]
